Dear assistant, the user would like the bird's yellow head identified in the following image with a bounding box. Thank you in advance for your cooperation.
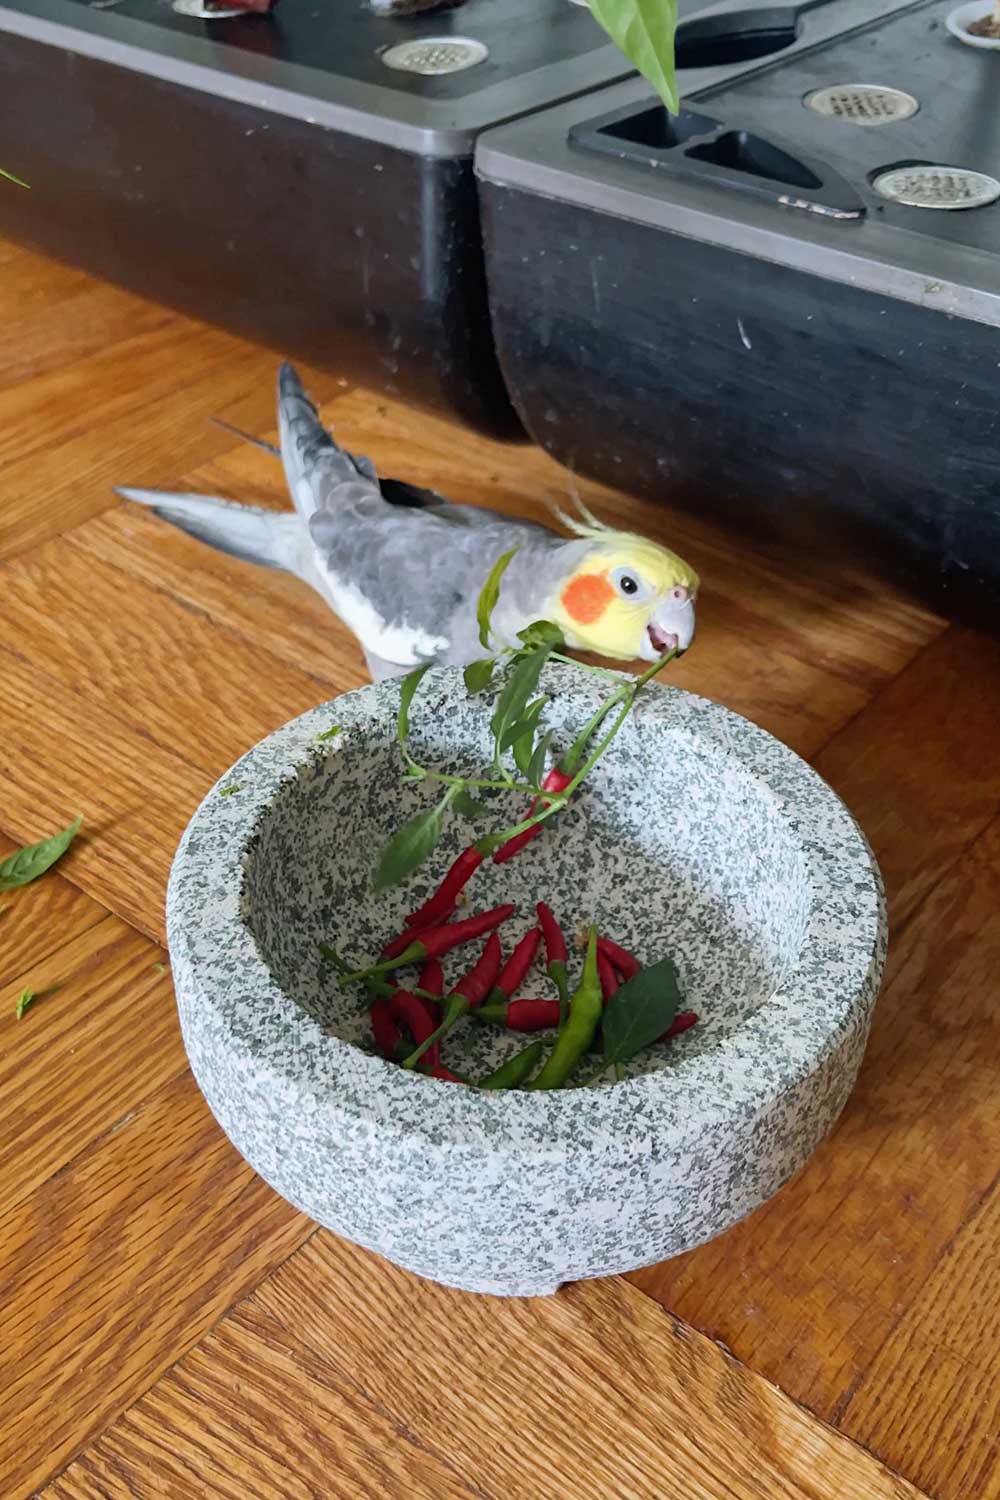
[547,513,700,663]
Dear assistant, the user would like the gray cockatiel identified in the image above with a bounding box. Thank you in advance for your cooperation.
[117,364,699,680]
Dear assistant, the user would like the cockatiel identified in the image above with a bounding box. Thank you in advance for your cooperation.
[117,364,698,681]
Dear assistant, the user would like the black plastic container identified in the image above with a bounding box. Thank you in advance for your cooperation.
[478,0,1000,619]
[0,0,640,437]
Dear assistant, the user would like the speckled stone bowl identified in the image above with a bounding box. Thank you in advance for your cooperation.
[167,665,885,1297]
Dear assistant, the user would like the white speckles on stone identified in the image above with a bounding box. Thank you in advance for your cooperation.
[168,665,886,1297]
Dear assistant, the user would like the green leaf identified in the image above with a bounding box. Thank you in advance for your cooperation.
[477,548,518,650]
[602,956,682,1068]
[587,0,680,113]
[490,647,552,756]
[516,620,564,650]
[453,788,489,819]
[152,961,167,975]
[397,665,431,748]
[15,987,35,1019]
[509,698,548,776]
[373,805,444,892]
[527,730,553,789]
[463,659,494,696]
[313,724,342,743]
[219,784,242,797]
[0,817,82,891]
[0,167,29,189]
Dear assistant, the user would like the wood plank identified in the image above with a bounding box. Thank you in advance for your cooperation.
[0,261,173,387]
[238,1232,924,1500]
[0,1070,311,1498]
[0,918,184,1212]
[43,1302,483,1500]
[0,320,327,562]
[628,722,1000,1456]
[1,535,336,775]
[813,627,1000,930]
[842,1177,1000,1500]
[0,831,106,983]
[0,647,208,939]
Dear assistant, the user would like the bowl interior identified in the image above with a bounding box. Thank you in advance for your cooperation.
[240,688,811,1084]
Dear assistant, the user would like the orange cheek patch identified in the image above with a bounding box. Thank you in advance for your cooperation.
[561,571,615,626]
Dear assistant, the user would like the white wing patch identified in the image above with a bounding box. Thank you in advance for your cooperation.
[317,563,449,667]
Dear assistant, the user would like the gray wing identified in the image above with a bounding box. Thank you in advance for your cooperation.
[277,363,566,659]
[313,490,561,659]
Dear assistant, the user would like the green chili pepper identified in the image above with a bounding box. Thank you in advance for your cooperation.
[478,1039,546,1090]
[527,926,603,1090]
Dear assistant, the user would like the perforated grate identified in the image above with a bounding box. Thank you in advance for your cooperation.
[806,84,919,125]
[380,37,488,74]
[872,163,1000,210]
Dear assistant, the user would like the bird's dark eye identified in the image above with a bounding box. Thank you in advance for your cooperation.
[610,565,652,601]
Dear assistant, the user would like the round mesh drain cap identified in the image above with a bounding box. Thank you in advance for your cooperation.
[806,84,919,125]
[172,0,246,14]
[381,37,488,74]
[872,163,1000,210]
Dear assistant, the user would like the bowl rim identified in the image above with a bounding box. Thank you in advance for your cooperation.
[167,665,885,1153]
[945,0,1000,46]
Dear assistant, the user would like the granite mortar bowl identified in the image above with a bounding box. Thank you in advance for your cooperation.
[167,664,886,1297]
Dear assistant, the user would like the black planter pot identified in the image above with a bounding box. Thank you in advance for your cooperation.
[477,0,1000,623]
[0,0,637,438]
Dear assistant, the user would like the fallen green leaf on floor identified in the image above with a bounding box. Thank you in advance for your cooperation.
[0,817,83,891]
[314,724,342,743]
[219,784,242,797]
[0,167,29,189]
[16,988,36,1019]
[152,961,167,974]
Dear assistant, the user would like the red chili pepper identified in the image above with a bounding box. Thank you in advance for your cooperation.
[492,767,573,864]
[403,846,483,930]
[663,1010,698,1040]
[370,995,401,1058]
[401,930,505,1070]
[597,949,621,1004]
[389,988,437,1043]
[382,922,437,961]
[536,901,569,1018]
[506,998,562,1031]
[597,936,642,980]
[474,997,563,1031]
[419,958,445,997]
[427,1064,464,1083]
[536,902,567,966]
[488,928,542,1005]
[450,931,502,1009]
[364,904,515,978]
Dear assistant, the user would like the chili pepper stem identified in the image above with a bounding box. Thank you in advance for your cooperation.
[402,996,468,1070]
[347,944,423,982]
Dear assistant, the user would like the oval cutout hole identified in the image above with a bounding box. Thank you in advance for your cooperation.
[687,131,822,190]
[675,7,799,67]
[597,107,720,150]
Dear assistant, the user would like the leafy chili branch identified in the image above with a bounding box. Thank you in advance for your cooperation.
[373,548,678,892]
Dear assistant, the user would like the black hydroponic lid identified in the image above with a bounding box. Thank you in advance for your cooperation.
[476,0,1000,326]
[0,0,641,154]
[53,0,610,100]
[685,0,1000,255]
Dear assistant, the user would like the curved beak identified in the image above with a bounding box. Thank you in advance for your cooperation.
[642,597,696,660]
